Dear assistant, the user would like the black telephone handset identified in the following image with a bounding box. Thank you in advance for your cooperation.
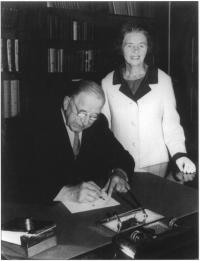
[113,213,198,259]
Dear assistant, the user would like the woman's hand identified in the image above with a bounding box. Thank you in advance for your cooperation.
[176,156,196,173]
[175,157,196,183]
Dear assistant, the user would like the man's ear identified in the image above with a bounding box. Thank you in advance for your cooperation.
[63,96,70,110]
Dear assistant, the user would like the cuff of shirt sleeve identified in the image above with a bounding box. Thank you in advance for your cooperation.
[172,152,188,162]
[112,168,129,182]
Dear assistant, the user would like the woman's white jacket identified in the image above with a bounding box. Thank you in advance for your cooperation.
[101,67,186,171]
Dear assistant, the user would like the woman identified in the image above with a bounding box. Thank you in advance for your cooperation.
[101,23,196,179]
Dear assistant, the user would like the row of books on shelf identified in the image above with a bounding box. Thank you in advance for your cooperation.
[108,2,155,17]
[46,1,155,18]
[48,48,95,73]
[46,1,108,12]
[1,38,20,72]
[47,1,80,9]
[47,15,95,41]
[2,79,20,118]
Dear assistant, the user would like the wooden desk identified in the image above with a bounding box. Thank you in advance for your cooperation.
[1,172,198,259]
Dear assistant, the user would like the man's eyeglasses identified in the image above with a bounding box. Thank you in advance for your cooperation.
[70,99,99,122]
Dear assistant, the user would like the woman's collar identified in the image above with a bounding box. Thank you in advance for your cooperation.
[113,65,158,85]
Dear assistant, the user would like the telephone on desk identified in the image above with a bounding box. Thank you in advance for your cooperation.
[112,212,198,259]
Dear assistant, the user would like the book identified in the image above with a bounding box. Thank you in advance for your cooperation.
[73,20,78,41]
[48,48,56,72]
[57,49,64,72]
[14,39,19,71]
[7,38,14,72]
[2,217,57,257]
[1,38,8,72]
[10,79,19,117]
[2,80,11,118]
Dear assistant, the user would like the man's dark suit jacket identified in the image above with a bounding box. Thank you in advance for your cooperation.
[25,111,135,203]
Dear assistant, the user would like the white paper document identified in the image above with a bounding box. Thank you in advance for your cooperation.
[62,197,120,213]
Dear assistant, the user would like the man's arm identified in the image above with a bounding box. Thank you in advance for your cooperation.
[96,114,135,195]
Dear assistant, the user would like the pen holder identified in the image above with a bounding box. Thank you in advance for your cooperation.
[99,208,164,233]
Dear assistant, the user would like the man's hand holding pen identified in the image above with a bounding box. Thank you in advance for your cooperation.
[54,168,130,203]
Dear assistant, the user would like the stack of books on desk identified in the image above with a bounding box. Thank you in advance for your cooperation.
[1,217,57,258]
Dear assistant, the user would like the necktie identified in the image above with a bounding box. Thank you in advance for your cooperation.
[73,132,80,158]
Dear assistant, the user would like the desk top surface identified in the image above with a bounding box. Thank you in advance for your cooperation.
[2,171,198,259]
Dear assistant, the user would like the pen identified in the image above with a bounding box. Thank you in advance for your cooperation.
[128,190,148,217]
[118,190,147,217]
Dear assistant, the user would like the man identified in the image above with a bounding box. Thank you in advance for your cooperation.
[34,80,135,204]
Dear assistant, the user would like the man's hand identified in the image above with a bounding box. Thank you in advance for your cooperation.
[54,181,102,203]
[103,169,130,197]
[176,156,196,173]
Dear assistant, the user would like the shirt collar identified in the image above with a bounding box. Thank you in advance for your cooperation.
[61,108,82,144]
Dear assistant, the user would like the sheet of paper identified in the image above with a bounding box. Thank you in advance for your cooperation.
[62,197,120,213]
[2,231,28,245]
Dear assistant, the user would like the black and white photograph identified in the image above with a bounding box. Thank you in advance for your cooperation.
[1,1,198,259]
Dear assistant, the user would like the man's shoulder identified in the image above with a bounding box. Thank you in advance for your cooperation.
[88,114,109,133]
[93,113,109,128]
